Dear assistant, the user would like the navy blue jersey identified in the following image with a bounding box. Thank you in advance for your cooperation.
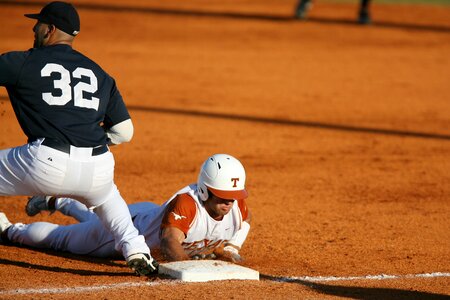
[0,44,130,147]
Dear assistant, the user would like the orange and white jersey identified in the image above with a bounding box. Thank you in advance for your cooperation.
[132,184,249,257]
[162,185,249,256]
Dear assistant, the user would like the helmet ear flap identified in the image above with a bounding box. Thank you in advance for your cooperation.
[197,183,209,201]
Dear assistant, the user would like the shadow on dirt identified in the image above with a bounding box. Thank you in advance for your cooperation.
[260,274,450,300]
[127,105,450,141]
[0,243,133,276]
[1,95,448,141]
[0,257,132,276]
[0,242,167,277]
[1,0,449,33]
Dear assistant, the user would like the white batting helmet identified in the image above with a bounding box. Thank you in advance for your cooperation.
[197,154,248,201]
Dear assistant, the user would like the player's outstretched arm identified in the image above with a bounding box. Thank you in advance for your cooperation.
[215,216,251,263]
[160,226,190,261]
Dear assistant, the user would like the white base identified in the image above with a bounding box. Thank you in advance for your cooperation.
[158,260,260,282]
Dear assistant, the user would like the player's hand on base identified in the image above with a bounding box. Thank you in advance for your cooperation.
[222,245,243,263]
[214,244,243,263]
[191,253,217,260]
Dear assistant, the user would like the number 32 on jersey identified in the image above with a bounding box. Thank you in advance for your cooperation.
[41,63,99,111]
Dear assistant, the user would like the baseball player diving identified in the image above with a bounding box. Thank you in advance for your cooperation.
[0,154,251,264]
[0,1,157,275]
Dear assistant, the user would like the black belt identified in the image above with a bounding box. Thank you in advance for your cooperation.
[41,139,108,156]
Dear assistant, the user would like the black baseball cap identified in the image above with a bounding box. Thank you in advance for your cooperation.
[25,1,80,36]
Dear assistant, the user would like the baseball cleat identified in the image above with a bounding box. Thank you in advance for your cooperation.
[26,196,56,216]
[0,212,12,242]
[127,253,159,276]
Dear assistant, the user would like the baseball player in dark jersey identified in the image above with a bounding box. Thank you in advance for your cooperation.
[295,0,372,25]
[0,1,158,275]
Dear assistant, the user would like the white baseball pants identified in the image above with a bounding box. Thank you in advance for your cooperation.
[8,198,119,257]
[0,139,150,258]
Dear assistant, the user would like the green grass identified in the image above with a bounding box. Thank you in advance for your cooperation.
[325,0,450,5]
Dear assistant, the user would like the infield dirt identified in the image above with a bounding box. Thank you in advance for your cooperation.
[1,1,449,299]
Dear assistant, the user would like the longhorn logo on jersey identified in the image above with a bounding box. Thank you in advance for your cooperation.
[172,212,187,221]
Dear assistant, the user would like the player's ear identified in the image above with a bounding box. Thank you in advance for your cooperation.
[47,25,56,35]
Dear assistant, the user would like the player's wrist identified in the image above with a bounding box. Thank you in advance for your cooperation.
[223,245,239,254]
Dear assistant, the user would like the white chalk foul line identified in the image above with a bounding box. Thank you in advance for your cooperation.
[0,272,449,295]
[0,281,174,296]
[270,272,450,283]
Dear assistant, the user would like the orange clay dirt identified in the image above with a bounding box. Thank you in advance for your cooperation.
[0,1,449,299]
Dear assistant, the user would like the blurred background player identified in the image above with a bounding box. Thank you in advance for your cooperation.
[0,154,251,263]
[0,1,157,275]
[295,0,372,25]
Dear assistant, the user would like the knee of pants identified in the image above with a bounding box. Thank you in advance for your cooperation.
[84,183,120,209]
[22,222,59,246]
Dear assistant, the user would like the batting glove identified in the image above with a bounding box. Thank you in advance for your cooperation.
[222,245,243,263]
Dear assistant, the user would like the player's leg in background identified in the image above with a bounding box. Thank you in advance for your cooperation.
[26,196,95,222]
[358,0,372,24]
[295,0,312,19]
[56,197,96,222]
[6,219,117,257]
[59,199,161,227]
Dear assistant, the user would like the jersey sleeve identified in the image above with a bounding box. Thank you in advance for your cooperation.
[0,51,29,86]
[160,194,197,236]
[236,198,249,221]
[102,77,131,129]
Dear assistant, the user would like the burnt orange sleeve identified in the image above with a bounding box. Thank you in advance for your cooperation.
[160,194,197,236]
[237,198,249,221]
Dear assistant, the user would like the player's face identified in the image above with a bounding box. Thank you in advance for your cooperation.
[32,21,50,48]
[205,194,235,220]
